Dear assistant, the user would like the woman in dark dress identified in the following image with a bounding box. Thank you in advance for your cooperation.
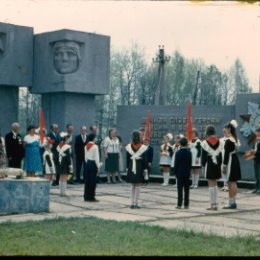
[201,125,222,210]
[125,130,148,209]
[222,120,241,209]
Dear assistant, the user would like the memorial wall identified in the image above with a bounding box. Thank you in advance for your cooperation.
[117,93,260,180]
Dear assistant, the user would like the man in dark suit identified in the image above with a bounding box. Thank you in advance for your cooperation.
[47,123,61,186]
[143,138,153,185]
[5,122,24,168]
[74,126,88,183]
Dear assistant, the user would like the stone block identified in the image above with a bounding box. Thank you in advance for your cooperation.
[0,22,33,87]
[0,178,50,214]
[32,29,110,95]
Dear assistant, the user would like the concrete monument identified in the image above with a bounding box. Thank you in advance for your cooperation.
[32,29,110,131]
[0,23,33,134]
[117,93,260,181]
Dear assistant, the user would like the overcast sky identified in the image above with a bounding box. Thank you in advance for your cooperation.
[1,0,259,90]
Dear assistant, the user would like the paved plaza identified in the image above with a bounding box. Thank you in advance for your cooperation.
[0,180,260,239]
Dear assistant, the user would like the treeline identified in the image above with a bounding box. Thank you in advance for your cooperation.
[19,44,252,136]
[95,44,251,136]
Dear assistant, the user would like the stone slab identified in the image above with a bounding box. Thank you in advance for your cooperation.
[50,201,84,213]
[190,215,260,232]
[146,219,259,237]
[0,178,50,214]
[82,210,156,222]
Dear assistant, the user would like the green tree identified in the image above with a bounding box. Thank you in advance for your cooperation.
[226,58,252,104]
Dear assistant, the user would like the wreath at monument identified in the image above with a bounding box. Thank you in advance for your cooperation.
[240,102,260,144]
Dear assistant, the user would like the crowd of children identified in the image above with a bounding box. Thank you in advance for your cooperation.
[134,119,242,210]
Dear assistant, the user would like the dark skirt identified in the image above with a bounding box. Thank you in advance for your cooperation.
[105,153,119,172]
[206,160,222,180]
[126,170,144,183]
[228,154,241,182]
[59,160,70,175]
[191,166,201,169]
[126,159,145,184]
[84,160,98,201]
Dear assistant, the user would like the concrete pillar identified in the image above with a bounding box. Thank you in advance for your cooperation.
[0,22,33,134]
[42,93,96,132]
[0,86,19,135]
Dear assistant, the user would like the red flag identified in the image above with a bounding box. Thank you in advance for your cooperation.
[144,112,152,141]
[39,108,45,145]
[186,99,193,142]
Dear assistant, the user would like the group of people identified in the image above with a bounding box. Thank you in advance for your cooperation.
[1,118,260,210]
[154,119,256,210]
[0,122,102,201]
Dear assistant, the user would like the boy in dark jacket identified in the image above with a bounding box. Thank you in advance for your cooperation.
[174,137,192,209]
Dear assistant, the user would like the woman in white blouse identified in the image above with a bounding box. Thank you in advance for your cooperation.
[84,133,101,202]
[103,128,120,184]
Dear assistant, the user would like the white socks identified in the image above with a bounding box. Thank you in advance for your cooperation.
[191,174,195,186]
[134,186,140,206]
[213,186,218,205]
[209,186,218,206]
[131,185,135,205]
[162,172,169,186]
[60,181,68,196]
[195,174,199,187]
[209,187,214,205]
[131,185,140,206]
[229,197,236,205]
[192,174,199,187]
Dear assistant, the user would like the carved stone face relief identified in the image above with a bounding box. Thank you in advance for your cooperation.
[53,41,80,74]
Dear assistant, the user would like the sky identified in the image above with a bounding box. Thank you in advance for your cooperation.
[1,0,259,90]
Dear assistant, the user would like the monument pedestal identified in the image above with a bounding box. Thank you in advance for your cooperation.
[0,178,50,214]
[0,86,18,134]
[42,93,96,131]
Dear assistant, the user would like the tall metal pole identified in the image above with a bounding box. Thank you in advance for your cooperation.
[153,46,170,105]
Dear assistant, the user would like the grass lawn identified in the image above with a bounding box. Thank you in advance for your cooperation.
[0,216,259,256]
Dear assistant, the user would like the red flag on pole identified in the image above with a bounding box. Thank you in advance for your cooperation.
[186,99,193,142]
[144,112,152,141]
[39,108,45,145]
